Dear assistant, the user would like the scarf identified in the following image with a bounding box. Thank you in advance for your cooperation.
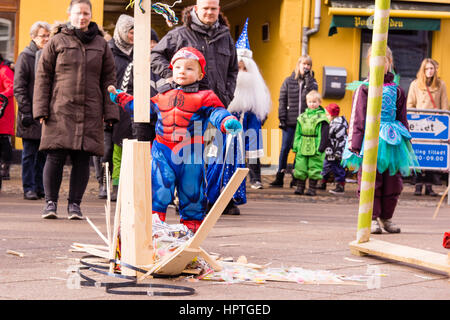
[113,14,134,56]
[190,8,220,37]
[72,22,100,44]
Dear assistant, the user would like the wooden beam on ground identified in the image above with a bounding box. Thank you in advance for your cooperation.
[143,168,249,277]
[133,0,151,123]
[120,139,153,277]
[349,239,450,276]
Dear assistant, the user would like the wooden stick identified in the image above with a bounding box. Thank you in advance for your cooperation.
[86,217,109,246]
[6,250,24,257]
[109,169,122,273]
[104,162,111,243]
[433,184,450,219]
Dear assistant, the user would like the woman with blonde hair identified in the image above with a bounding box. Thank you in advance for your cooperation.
[270,55,318,187]
[407,58,448,196]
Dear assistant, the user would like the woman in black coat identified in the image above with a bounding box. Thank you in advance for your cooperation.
[270,55,318,187]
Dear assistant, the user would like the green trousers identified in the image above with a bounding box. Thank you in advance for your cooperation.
[293,153,325,181]
[112,144,122,186]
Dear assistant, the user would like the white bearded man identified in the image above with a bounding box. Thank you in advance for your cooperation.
[206,18,271,215]
[228,26,271,189]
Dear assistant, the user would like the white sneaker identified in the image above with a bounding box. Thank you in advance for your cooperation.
[371,220,382,234]
[251,181,263,189]
[379,218,401,233]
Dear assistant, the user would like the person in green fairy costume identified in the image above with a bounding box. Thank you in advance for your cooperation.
[292,90,329,196]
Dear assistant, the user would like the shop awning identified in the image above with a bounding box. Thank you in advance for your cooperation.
[329,15,441,36]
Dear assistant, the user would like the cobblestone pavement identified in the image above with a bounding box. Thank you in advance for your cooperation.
[0,164,449,302]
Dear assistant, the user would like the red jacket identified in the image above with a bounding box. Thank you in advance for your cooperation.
[0,62,14,135]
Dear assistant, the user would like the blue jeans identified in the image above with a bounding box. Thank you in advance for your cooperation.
[277,126,296,172]
[21,139,46,193]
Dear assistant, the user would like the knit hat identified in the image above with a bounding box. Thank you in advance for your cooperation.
[170,47,206,75]
[325,103,340,117]
[151,28,159,42]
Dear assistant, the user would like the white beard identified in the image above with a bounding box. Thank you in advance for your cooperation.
[228,57,272,121]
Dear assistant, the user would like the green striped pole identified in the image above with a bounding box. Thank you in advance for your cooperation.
[356,0,391,243]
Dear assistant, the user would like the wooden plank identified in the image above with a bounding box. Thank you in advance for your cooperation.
[147,168,249,276]
[133,0,151,123]
[190,168,249,248]
[349,239,450,275]
[120,140,153,277]
[199,247,222,272]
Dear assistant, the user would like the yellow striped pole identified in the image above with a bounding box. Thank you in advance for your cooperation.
[356,0,391,243]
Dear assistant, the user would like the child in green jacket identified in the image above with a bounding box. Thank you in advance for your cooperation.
[293,90,329,196]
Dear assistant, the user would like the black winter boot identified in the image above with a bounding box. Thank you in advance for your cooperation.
[223,200,240,215]
[305,179,318,196]
[414,184,422,196]
[98,183,107,199]
[294,179,306,195]
[290,177,298,188]
[329,182,345,194]
[425,184,438,197]
[317,179,327,190]
[270,171,285,187]
[0,162,10,180]
[111,185,118,202]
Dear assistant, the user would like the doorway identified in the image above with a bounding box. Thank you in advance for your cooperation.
[360,29,432,95]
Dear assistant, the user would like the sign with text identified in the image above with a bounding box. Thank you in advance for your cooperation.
[407,113,449,140]
[411,143,448,170]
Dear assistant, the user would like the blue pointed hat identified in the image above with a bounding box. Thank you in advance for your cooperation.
[236,18,252,59]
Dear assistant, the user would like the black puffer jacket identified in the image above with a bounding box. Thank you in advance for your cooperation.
[14,40,42,139]
[151,6,238,107]
[278,71,318,128]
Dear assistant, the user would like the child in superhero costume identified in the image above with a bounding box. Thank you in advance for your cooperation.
[110,47,242,233]
[292,90,329,196]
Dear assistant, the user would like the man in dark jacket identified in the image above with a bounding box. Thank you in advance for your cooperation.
[151,0,238,107]
[13,21,51,200]
[270,55,318,187]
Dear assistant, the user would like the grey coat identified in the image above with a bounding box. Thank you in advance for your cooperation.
[151,7,238,107]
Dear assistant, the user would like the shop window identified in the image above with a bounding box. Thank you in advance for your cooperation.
[360,29,432,95]
[0,12,15,62]
[234,25,240,41]
[262,23,269,42]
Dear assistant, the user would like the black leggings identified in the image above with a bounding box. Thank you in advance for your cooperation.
[43,149,91,204]
[0,135,12,163]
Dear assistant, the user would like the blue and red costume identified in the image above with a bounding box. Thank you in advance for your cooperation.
[112,82,237,230]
